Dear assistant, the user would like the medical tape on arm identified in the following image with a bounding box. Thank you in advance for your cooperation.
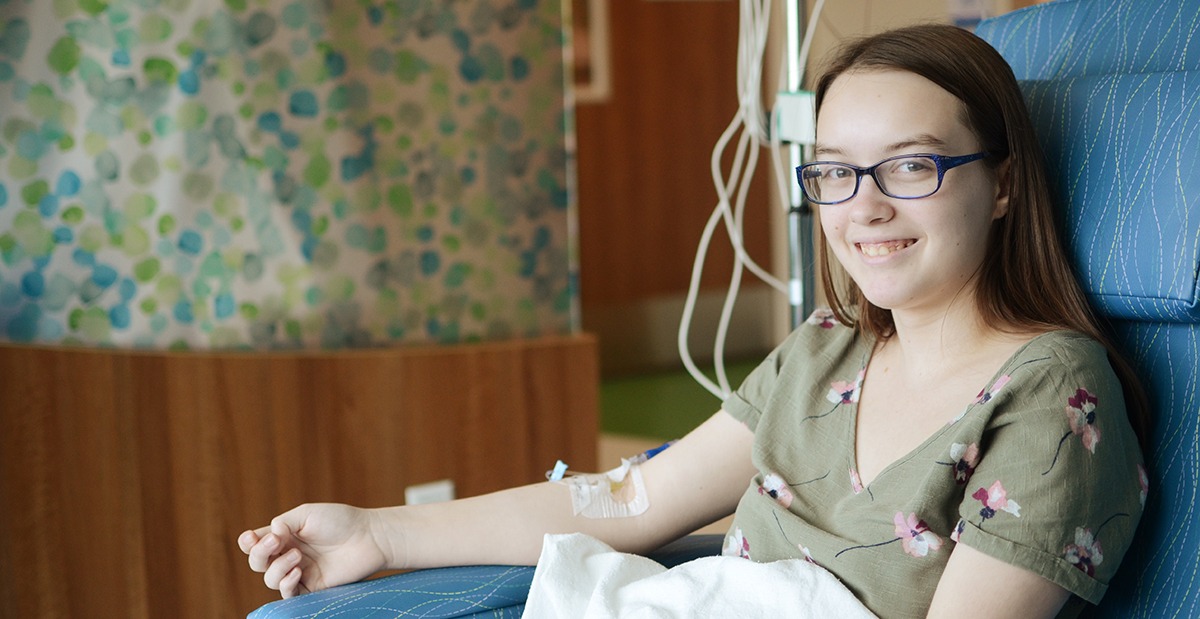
[555,458,650,519]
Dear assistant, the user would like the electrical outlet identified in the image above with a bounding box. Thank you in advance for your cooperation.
[404,479,456,505]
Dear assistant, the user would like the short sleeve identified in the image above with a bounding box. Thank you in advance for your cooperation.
[955,336,1145,604]
[722,340,786,433]
[721,316,861,434]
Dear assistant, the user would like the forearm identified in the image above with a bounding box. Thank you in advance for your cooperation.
[377,481,647,569]
[377,411,755,570]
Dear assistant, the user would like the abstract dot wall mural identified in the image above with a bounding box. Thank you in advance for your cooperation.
[0,0,577,350]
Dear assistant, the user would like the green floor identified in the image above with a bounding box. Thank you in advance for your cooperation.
[600,360,761,441]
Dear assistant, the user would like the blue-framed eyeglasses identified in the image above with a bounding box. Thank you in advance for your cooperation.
[795,152,990,205]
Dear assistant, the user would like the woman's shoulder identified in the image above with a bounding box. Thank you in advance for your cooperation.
[774,309,864,363]
[725,310,863,426]
[1010,330,1113,377]
[793,308,861,345]
[986,330,1126,425]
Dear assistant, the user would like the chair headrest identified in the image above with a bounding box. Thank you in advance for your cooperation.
[979,0,1200,79]
[1019,73,1200,323]
[979,1,1200,324]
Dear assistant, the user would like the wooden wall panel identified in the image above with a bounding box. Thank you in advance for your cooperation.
[0,335,598,619]
[575,0,773,308]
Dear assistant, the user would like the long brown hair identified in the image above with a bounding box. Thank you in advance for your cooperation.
[811,24,1150,446]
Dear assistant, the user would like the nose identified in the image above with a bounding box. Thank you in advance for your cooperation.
[847,173,894,225]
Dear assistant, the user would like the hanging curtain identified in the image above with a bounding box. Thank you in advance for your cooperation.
[0,0,577,350]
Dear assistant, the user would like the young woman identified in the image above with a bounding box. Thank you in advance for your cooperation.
[240,24,1147,619]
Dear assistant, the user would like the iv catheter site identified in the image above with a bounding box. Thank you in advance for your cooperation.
[678,0,826,399]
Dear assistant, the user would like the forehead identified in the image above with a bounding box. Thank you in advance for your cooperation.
[815,70,976,159]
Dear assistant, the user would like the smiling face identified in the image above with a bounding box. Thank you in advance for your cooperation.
[815,69,1009,319]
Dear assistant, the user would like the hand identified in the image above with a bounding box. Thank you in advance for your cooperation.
[238,503,394,599]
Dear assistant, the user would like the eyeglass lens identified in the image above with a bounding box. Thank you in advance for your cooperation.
[801,155,940,204]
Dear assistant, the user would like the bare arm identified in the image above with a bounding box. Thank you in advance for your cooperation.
[926,543,1071,619]
[391,409,756,568]
[241,410,756,597]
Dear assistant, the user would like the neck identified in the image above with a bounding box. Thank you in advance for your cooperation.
[877,298,1017,386]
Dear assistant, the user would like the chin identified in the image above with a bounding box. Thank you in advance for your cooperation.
[855,287,905,311]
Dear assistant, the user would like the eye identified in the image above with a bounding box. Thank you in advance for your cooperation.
[887,157,936,177]
[802,165,853,181]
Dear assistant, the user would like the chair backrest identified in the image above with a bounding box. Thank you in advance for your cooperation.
[977,2,1200,617]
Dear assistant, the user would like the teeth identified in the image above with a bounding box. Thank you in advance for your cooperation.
[859,240,914,257]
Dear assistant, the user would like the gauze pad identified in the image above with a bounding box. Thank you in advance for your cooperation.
[562,458,649,519]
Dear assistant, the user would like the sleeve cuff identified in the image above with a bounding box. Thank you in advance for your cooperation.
[959,522,1108,604]
[721,391,762,433]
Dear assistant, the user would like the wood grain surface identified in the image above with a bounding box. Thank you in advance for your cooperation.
[575,0,772,308]
[0,335,598,618]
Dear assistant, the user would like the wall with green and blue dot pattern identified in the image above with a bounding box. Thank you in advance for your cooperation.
[0,0,576,349]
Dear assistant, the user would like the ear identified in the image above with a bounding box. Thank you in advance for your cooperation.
[991,157,1012,220]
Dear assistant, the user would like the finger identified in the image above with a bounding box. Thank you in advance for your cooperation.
[241,524,274,556]
[271,508,300,537]
[280,566,303,599]
[247,533,281,573]
[264,548,303,591]
[270,515,297,548]
[238,530,260,554]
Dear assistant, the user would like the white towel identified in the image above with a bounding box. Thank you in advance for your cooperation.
[521,533,878,619]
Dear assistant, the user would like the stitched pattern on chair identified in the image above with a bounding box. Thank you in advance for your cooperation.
[247,565,534,619]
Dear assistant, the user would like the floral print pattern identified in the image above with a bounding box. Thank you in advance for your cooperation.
[806,366,866,423]
[849,468,864,494]
[895,512,944,557]
[799,543,820,566]
[950,357,1049,426]
[806,309,838,329]
[826,370,865,405]
[1138,464,1149,507]
[944,442,980,484]
[724,528,751,560]
[1065,388,1102,453]
[1045,387,1102,475]
[972,480,1021,522]
[952,374,1012,425]
[1064,527,1103,576]
[950,519,966,543]
[723,326,1144,605]
[975,375,1012,404]
[759,473,794,508]
[836,511,943,559]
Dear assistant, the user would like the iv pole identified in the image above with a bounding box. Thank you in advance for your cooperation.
[785,0,816,329]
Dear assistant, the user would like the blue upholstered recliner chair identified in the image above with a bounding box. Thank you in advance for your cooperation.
[249,0,1200,616]
[976,1,1200,617]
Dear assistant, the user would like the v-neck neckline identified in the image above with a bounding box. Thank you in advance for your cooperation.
[847,330,1060,490]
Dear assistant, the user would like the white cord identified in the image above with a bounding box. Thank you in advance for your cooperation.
[679,200,734,398]
[678,0,773,399]
[799,0,827,85]
[678,0,827,399]
[678,106,751,397]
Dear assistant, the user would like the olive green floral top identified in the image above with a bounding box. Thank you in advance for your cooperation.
[721,311,1145,619]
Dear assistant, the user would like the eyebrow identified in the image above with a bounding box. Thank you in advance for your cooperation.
[886,134,950,151]
[813,134,951,158]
